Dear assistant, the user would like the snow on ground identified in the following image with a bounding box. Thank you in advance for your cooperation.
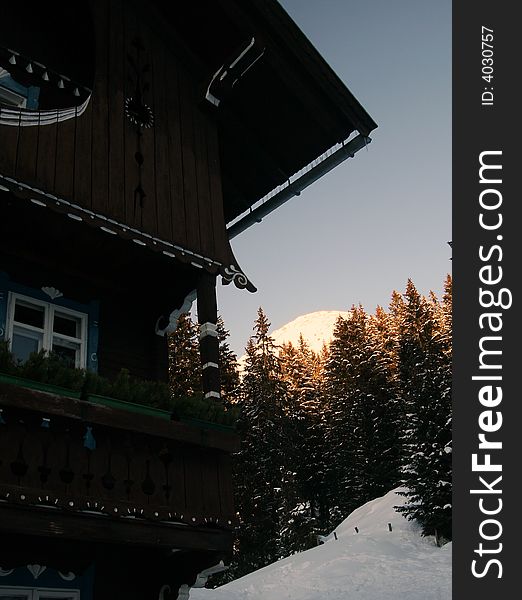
[191,489,451,600]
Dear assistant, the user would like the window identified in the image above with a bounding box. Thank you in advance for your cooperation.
[0,68,40,109]
[6,293,88,369]
[0,590,79,600]
[0,83,28,108]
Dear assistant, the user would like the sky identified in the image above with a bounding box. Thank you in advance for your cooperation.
[214,0,452,357]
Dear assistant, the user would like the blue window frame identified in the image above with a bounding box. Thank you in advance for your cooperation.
[0,68,40,109]
[0,564,93,600]
[0,272,99,372]
[0,587,80,599]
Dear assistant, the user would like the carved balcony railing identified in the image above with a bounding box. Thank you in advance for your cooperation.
[0,380,238,547]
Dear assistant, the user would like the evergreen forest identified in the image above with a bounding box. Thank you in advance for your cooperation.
[168,276,452,580]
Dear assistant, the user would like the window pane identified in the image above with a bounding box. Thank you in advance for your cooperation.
[14,301,44,328]
[52,338,80,368]
[0,82,28,108]
[12,327,43,362]
[53,313,81,338]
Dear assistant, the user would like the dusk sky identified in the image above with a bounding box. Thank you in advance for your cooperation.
[214,0,452,356]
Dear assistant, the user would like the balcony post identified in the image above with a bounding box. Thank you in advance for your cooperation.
[196,273,221,400]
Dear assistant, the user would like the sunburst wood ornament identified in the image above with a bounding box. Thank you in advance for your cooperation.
[125,95,154,128]
[41,286,63,299]
[27,564,47,579]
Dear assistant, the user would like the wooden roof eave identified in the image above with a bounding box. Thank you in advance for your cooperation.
[227,133,371,239]
[196,0,377,225]
[0,174,256,293]
[249,0,378,136]
[213,0,377,136]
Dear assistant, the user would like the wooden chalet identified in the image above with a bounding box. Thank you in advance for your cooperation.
[0,1,376,598]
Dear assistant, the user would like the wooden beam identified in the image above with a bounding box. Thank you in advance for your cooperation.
[0,382,240,452]
[0,503,234,551]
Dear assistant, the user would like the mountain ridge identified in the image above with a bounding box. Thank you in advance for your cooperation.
[238,310,350,368]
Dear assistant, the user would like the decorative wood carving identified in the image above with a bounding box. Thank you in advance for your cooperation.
[0,391,236,529]
[125,37,154,228]
[41,286,63,299]
[27,564,47,579]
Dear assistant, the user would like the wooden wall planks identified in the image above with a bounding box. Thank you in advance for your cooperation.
[90,0,110,217]
[0,120,19,177]
[152,33,174,243]
[0,0,232,268]
[74,101,93,210]
[0,402,237,526]
[107,0,127,224]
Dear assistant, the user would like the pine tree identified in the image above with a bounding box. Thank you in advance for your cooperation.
[364,306,402,497]
[168,313,240,404]
[323,304,403,523]
[216,316,240,403]
[322,312,359,520]
[168,312,201,399]
[395,279,452,542]
[231,308,289,576]
[278,336,329,551]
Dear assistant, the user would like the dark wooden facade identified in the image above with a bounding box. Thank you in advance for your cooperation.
[0,0,235,270]
[1,1,376,598]
[0,389,238,599]
[0,383,236,528]
[0,199,196,383]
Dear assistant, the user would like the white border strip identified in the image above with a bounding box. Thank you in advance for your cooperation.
[0,94,92,127]
[202,362,219,370]
[199,322,218,339]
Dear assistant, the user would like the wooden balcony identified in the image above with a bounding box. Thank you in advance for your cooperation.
[0,379,238,552]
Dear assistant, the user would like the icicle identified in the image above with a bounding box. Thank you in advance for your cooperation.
[42,71,50,81]
[73,87,80,97]
[9,54,16,65]
[26,62,33,73]
[58,79,65,89]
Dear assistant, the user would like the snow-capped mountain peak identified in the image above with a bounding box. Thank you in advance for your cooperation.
[268,310,350,353]
[237,310,350,369]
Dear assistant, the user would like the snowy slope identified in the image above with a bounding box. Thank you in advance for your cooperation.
[191,489,452,600]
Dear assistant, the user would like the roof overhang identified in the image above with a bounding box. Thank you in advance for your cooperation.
[227,133,371,239]
[151,0,377,225]
[0,174,256,292]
